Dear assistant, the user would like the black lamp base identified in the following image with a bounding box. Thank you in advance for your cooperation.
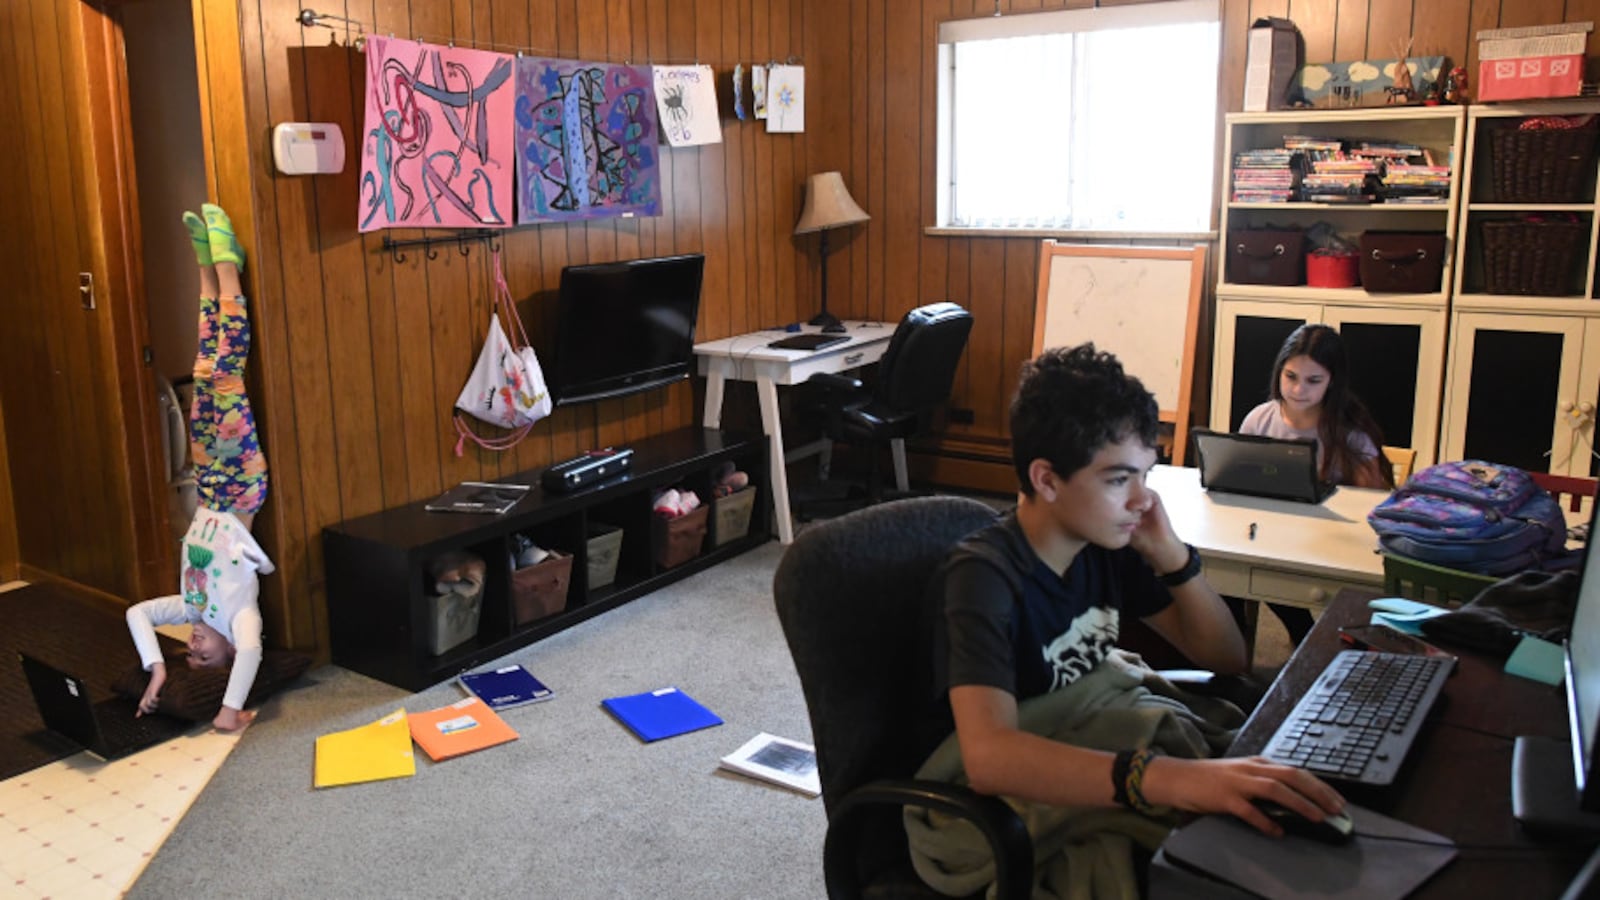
[809,310,847,333]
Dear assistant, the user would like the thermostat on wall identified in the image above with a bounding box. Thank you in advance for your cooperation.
[272,122,345,175]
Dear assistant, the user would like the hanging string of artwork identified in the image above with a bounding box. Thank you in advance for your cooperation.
[321,10,805,232]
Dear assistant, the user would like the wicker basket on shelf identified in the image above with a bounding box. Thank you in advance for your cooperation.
[1480,218,1589,296]
[1488,126,1600,203]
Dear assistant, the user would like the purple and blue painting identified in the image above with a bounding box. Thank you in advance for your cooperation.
[359,36,515,232]
[515,58,662,224]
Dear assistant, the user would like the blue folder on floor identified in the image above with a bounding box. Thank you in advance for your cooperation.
[602,686,723,742]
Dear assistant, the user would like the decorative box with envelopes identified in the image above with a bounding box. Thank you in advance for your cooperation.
[1476,22,1592,102]
[1358,231,1446,294]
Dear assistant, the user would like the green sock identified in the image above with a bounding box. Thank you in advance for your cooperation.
[182,211,211,266]
[202,202,245,272]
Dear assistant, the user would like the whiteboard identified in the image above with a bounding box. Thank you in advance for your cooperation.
[1032,242,1206,464]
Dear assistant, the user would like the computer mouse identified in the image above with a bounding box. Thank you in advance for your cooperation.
[1253,800,1355,845]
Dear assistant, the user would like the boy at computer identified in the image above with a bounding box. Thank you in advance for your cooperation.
[911,344,1344,888]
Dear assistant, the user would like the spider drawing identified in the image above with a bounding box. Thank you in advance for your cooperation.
[661,83,689,127]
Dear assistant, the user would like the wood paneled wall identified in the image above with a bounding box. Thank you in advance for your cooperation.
[203,0,843,656]
[6,0,1600,660]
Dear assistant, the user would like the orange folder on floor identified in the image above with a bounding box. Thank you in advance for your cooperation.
[313,708,416,788]
[407,696,519,761]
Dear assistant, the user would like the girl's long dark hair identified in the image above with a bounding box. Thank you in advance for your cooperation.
[1268,324,1394,489]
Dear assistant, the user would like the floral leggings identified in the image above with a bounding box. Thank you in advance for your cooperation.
[191,292,267,514]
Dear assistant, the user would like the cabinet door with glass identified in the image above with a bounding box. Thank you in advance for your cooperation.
[1212,299,1443,464]
[1440,313,1600,476]
[1211,300,1311,433]
[1320,305,1446,467]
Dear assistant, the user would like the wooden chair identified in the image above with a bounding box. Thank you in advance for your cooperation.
[1382,446,1418,486]
[1529,471,1599,515]
[1381,551,1498,608]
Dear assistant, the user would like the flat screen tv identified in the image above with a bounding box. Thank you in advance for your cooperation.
[548,254,705,406]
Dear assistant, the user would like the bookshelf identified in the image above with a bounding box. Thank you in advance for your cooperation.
[322,428,771,692]
[1212,105,1467,468]
[1442,100,1600,477]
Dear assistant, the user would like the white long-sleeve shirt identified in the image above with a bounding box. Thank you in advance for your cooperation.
[126,508,274,711]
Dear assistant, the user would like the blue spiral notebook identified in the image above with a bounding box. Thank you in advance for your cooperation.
[457,664,553,711]
[602,686,723,742]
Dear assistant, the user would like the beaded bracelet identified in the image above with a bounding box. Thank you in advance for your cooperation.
[1110,750,1136,808]
[1123,748,1160,816]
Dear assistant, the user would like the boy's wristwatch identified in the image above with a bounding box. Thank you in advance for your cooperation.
[1158,543,1203,587]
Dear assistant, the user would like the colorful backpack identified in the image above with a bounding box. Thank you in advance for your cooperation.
[1367,460,1576,576]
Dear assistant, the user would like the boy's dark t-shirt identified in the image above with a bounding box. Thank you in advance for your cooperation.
[916,512,1175,754]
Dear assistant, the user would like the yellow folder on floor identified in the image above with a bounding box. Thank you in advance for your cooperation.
[313,708,416,788]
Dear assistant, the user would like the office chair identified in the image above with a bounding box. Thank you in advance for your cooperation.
[800,302,974,514]
[774,495,1031,899]
[773,495,1257,898]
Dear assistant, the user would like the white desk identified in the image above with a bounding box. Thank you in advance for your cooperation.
[1148,465,1388,610]
[694,321,895,543]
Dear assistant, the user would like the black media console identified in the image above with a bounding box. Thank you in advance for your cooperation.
[322,428,771,691]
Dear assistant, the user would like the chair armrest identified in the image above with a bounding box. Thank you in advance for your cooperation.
[806,371,864,393]
[824,777,1033,900]
[1156,669,1266,714]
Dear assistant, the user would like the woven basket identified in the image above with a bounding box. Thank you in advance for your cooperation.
[1481,219,1589,296]
[1488,126,1599,203]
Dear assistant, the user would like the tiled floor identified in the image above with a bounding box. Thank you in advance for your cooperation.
[0,729,241,898]
[0,583,241,899]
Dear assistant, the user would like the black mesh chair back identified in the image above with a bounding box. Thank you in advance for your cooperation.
[774,496,1006,896]
[874,302,974,418]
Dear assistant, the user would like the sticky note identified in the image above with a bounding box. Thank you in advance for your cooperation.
[1505,635,1565,686]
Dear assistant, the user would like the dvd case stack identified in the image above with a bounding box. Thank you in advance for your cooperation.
[1291,136,1380,203]
[1231,148,1301,203]
[1356,142,1450,204]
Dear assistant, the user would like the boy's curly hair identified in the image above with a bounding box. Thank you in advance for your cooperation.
[1010,344,1160,495]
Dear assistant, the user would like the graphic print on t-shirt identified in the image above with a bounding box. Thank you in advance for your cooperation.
[1040,606,1119,691]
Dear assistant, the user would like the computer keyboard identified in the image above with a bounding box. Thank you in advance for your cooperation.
[1261,649,1455,787]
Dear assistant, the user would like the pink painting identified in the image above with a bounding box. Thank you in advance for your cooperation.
[359,36,515,232]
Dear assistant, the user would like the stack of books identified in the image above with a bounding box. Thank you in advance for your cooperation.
[1231,148,1301,203]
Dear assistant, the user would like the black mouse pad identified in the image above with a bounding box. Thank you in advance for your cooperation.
[1160,803,1455,900]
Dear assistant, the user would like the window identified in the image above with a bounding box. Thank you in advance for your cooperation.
[936,0,1221,233]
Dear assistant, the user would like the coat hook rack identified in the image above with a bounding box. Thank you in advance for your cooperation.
[380,229,503,264]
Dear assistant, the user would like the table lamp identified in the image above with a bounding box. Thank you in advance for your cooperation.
[794,171,870,333]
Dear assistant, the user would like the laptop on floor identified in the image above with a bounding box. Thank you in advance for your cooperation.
[18,651,190,761]
[1189,428,1336,504]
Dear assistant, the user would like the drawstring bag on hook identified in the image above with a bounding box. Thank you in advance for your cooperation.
[452,248,553,455]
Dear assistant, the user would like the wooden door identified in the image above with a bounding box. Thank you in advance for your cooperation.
[0,2,170,600]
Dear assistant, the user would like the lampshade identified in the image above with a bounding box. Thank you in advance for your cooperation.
[794,172,870,234]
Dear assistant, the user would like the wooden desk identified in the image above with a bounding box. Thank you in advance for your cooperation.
[1222,588,1591,897]
[1150,464,1388,610]
[694,321,894,544]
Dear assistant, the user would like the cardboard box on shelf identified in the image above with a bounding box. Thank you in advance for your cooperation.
[1244,17,1302,112]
